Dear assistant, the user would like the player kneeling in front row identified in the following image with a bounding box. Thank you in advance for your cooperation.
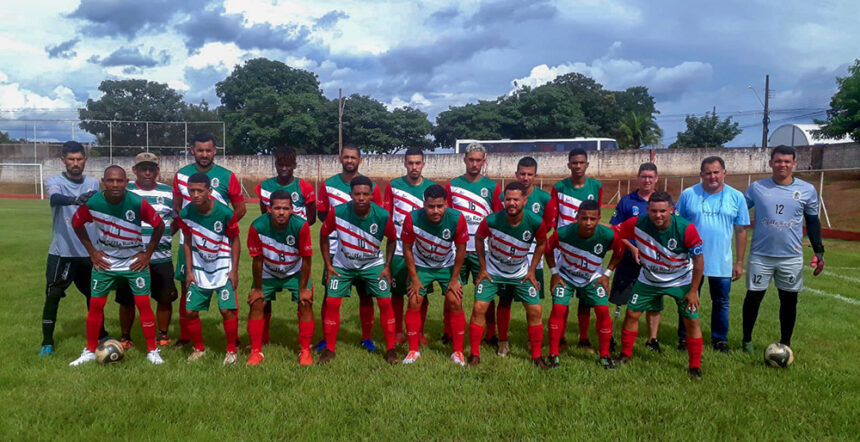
[246,190,315,366]
[614,192,705,378]
[69,166,165,366]
[318,176,399,365]
[544,200,623,369]
[178,173,242,365]
[401,185,469,365]
[470,182,549,369]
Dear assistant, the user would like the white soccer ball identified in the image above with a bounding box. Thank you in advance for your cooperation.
[764,343,794,368]
[95,339,125,364]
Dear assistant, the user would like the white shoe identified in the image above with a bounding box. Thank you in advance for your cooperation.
[223,352,238,366]
[450,351,466,367]
[69,348,96,366]
[403,351,421,364]
[147,349,164,365]
[187,349,206,362]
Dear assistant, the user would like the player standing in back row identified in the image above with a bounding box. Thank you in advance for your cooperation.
[543,148,603,354]
[384,147,436,346]
[254,145,316,348]
[172,134,246,348]
[446,143,503,346]
[741,145,825,353]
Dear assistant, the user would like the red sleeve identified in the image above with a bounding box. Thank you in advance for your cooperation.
[546,232,558,254]
[384,213,397,241]
[225,212,240,239]
[401,213,415,245]
[491,184,503,212]
[475,218,490,239]
[454,214,469,245]
[445,182,453,208]
[247,225,263,257]
[534,219,547,242]
[372,184,383,205]
[610,229,625,255]
[544,188,559,229]
[615,217,638,240]
[140,199,164,228]
[71,204,93,228]
[597,185,604,206]
[177,216,192,238]
[317,183,330,212]
[254,183,262,199]
[383,182,394,213]
[320,209,336,237]
[172,172,182,202]
[684,223,703,248]
[300,179,316,204]
[228,173,244,204]
[298,222,313,257]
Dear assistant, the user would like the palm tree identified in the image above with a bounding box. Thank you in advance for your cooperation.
[617,112,662,149]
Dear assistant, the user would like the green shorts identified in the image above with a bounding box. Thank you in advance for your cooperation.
[174,247,186,282]
[327,265,391,299]
[628,282,697,319]
[262,276,313,302]
[413,266,455,297]
[551,279,608,307]
[459,252,480,285]
[475,276,540,306]
[391,255,408,296]
[91,268,150,298]
[500,268,545,300]
[185,280,238,312]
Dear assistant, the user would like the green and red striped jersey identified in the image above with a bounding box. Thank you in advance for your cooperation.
[247,213,312,279]
[172,163,244,210]
[476,210,546,280]
[320,201,395,270]
[546,223,619,288]
[615,215,703,288]
[401,207,468,269]
[177,202,239,289]
[254,177,316,220]
[544,177,603,230]
[384,176,437,256]
[446,175,503,252]
[127,181,174,264]
[318,173,382,253]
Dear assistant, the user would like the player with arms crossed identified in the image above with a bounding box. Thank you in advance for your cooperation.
[253,145,316,348]
[614,191,705,378]
[470,182,548,369]
[446,143,503,346]
[316,144,383,352]
[383,147,436,346]
[543,148,603,354]
[400,185,469,365]
[741,145,824,352]
[318,176,398,365]
[246,190,314,366]
[544,200,624,369]
[177,173,242,365]
[494,156,550,357]
[69,166,165,366]
[172,134,246,348]
[40,141,106,356]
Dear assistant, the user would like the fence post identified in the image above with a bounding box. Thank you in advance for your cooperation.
[33,122,37,164]
[680,176,684,195]
[222,122,226,156]
[109,122,113,163]
[146,122,149,152]
[184,122,188,160]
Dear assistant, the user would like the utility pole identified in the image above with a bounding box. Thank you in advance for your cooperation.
[762,74,770,148]
[338,88,343,156]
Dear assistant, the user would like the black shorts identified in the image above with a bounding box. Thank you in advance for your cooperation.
[116,261,178,306]
[45,254,92,298]
[608,253,640,306]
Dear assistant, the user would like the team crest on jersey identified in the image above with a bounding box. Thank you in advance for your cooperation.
[632,206,640,215]
[378,279,388,291]
[442,228,451,240]
[213,221,223,233]
[480,188,488,197]
[594,243,604,254]
[667,238,677,249]
[220,289,230,301]
[125,210,135,222]
[523,231,532,241]
[369,223,378,234]
[792,191,801,201]
[532,202,541,213]
[528,286,537,297]
[291,191,300,202]
[596,286,606,297]
[156,196,165,206]
[587,194,594,200]
[135,277,145,288]
[210,177,220,188]
[286,235,296,246]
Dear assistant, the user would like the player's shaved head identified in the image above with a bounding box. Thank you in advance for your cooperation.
[188,172,210,188]
[579,199,600,212]
[103,165,126,179]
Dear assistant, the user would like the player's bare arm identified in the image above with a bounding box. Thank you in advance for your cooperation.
[299,255,313,308]
[248,255,264,305]
[305,201,317,226]
[378,237,395,284]
[447,243,466,299]
[732,224,748,281]
[474,230,492,285]
[318,228,338,282]
[684,254,704,313]
[130,220,164,271]
[73,224,109,271]
[229,235,241,290]
[522,233,545,288]
[402,238,424,298]
[595,247,624,292]
[183,240,197,286]
[232,199,247,223]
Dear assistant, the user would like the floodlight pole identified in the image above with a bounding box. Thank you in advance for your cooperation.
[338,88,343,156]
[762,75,770,149]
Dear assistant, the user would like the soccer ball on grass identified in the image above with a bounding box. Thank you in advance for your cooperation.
[95,339,125,364]
[763,343,794,368]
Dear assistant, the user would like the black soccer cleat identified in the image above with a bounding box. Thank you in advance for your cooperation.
[547,354,560,368]
[577,339,596,355]
[645,338,662,354]
[688,367,703,379]
[609,336,617,353]
[532,357,550,370]
[677,337,687,351]
[440,334,451,345]
[614,353,632,366]
[484,335,499,347]
[467,354,481,367]
[316,349,336,365]
[713,340,730,353]
[599,355,616,370]
[558,337,569,352]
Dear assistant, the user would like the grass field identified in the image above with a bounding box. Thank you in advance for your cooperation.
[1,198,859,440]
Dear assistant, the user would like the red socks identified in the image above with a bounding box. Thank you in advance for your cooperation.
[134,295,157,352]
[621,328,638,358]
[359,298,374,340]
[405,308,421,352]
[188,316,205,351]
[485,301,496,339]
[178,294,190,340]
[687,337,703,369]
[324,297,342,352]
[319,296,327,324]
[392,295,405,335]
[528,325,543,359]
[577,304,591,342]
[223,316,238,353]
[450,312,466,353]
[248,318,264,353]
[548,304,567,356]
[298,314,314,352]
[594,305,612,358]
[561,306,570,342]
[497,304,511,341]
[377,298,396,350]
[262,310,272,344]
[86,297,107,352]
[469,323,484,357]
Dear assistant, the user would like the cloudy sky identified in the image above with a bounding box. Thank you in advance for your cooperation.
[0,0,856,146]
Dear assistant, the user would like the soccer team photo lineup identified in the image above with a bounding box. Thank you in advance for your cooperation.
[36,137,827,376]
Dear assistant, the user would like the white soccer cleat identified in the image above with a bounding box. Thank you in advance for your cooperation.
[450,351,466,367]
[187,349,206,362]
[403,351,421,364]
[223,352,238,366]
[69,348,96,366]
[146,349,164,365]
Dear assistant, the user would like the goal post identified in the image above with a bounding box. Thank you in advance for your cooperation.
[0,163,44,199]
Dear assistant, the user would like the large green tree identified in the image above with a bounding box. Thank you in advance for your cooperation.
[551,72,623,135]
[433,100,511,146]
[617,111,662,149]
[503,84,594,139]
[669,111,741,148]
[389,106,434,151]
[814,59,860,142]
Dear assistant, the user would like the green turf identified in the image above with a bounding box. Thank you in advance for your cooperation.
[1,198,859,440]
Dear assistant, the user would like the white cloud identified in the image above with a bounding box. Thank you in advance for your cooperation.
[0,77,77,110]
[387,92,431,110]
[185,42,246,70]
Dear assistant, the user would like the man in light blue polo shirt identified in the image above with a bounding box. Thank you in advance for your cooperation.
[675,156,749,352]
